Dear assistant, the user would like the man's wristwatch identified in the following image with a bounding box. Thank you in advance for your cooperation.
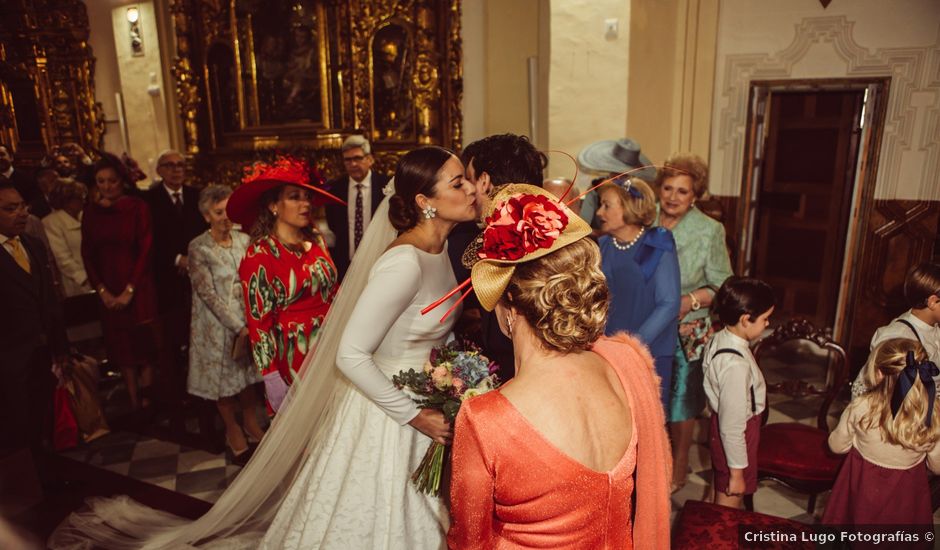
[689,292,701,311]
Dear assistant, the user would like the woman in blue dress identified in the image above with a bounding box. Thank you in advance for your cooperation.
[596,177,681,411]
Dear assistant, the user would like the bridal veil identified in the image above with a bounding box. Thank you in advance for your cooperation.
[50,187,399,549]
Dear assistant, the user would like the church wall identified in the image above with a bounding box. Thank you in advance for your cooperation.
[709,0,940,371]
[85,0,125,157]
[626,0,719,167]
[710,0,940,201]
[110,1,172,177]
[461,0,548,150]
[547,0,632,158]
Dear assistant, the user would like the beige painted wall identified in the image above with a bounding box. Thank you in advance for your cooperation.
[462,0,548,149]
[626,0,718,167]
[711,0,940,200]
[548,0,632,158]
[111,1,172,179]
[86,0,125,155]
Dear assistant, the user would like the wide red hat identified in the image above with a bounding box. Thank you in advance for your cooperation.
[226,156,346,228]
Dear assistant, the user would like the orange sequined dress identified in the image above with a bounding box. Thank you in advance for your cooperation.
[448,335,672,549]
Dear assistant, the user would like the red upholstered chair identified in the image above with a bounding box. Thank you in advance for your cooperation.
[753,318,848,515]
[673,500,813,549]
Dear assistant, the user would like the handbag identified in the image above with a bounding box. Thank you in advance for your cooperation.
[63,355,110,443]
[678,316,717,363]
[232,331,251,361]
[53,385,79,451]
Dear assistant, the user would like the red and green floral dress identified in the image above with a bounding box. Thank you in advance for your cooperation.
[238,234,338,411]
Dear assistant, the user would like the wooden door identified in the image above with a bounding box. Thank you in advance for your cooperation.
[751,90,864,329]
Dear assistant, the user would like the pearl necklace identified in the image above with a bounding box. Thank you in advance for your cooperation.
[612,227,645,251]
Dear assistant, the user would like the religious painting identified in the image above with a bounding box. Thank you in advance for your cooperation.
[371,22,414,141]
[234,0,330,126]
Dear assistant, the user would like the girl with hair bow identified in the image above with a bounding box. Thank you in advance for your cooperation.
[824,338,940,527]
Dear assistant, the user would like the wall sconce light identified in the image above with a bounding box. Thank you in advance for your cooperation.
[127,6,144,56]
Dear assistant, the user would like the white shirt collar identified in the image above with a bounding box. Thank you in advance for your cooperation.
[1,167,12,179]
[901,310,938,331]
[350,171,373,189]
[163,182,184,203]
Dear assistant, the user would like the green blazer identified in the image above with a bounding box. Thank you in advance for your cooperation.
[654,205,733,323]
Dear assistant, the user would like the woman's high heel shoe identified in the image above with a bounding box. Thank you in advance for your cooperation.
[226,437,252,466]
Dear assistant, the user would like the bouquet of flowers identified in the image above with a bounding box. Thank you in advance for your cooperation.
[393,340,499,496]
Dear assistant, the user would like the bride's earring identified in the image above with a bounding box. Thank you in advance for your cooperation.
[422,204,437,219]
[506,315,514,339]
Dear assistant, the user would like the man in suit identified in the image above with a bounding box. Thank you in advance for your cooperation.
[325,135,390,281]
[26,168,57,219]
[447,134,547,383]
[0,179,68,455]
[142,150,207,410]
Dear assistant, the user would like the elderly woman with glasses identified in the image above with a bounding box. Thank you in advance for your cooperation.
[187,185,264,463]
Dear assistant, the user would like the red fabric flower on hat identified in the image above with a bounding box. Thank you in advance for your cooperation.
[241,156,322,187]
[479,194,568,261]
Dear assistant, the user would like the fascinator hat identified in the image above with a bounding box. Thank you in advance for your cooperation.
[422,151,661,321]
[578,138,656,182]
[470,184,592,311]
[227,156,346,228]
[421,184,591,319]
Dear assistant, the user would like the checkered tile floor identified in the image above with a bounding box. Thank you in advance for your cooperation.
[58,341,940,525]
[60,430,244,504]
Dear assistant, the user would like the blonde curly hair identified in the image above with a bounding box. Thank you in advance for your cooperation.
[861,338,940,451]
[503,238,609,353]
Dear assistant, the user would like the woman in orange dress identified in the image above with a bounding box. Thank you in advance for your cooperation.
[447,184,672,549]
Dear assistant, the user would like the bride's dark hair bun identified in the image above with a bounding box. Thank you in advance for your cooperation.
[388,194,418,232]
[388,146,455,233]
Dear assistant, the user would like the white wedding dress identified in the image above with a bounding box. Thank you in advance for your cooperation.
[260,244,457,549]
[48,190,459,550]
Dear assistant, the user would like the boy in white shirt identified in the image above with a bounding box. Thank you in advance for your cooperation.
[703,276,775,509]
[851,262,940,398]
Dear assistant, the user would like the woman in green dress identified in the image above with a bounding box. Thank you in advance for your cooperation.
[653,153,733,491]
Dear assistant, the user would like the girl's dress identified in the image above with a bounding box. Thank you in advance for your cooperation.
[823,396,940,525]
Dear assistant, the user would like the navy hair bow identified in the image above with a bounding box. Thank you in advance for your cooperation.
[612,176,643,199]
[891,351,940,427]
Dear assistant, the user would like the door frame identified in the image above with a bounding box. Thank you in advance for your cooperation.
[736,77,891,341]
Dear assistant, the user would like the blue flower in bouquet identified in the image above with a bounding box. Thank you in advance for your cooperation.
[392,340,500,496]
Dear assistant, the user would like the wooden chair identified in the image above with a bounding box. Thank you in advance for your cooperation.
[752,318,849,515]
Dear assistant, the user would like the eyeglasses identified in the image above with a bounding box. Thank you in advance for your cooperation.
[159,161,186,169]
[342,155,367,163]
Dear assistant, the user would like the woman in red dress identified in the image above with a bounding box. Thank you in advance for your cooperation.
[81,154,158,410]
[228,157,346,413]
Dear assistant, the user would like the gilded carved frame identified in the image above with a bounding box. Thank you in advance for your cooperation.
[168,0,461,183]
[0,1,103,162]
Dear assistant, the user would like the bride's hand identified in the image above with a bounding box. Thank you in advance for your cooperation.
[408,409,453,445]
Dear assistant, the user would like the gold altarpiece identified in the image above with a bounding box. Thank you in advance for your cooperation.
[0,0,104,164]
[170,0,463,183]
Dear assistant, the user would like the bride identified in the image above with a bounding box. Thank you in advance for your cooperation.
[50,146,478,549]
